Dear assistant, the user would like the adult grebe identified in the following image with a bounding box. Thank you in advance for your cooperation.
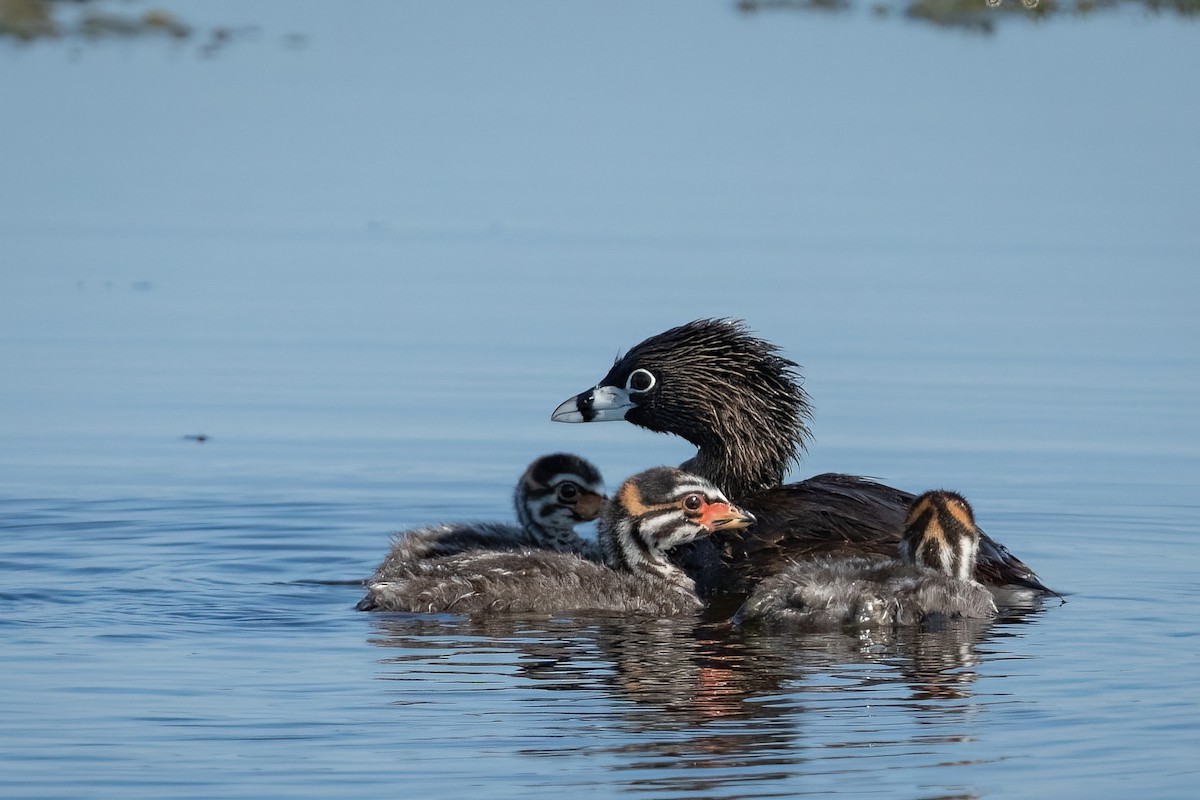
[551,319,1053,599]
[356,467,754,615]
[735,490,998,630]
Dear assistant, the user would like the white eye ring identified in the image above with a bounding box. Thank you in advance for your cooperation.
[626,369,656,393]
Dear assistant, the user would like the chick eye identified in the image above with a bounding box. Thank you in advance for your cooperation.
[556,483,579,501]
[683,493,703,511]
[626,369,656,393]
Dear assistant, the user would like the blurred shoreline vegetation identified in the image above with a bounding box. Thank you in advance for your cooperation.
[739,0,1199,33]
[1,0,1197,47]
[0,0,305,54]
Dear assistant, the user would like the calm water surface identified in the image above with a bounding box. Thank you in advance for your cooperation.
[3,3,1199,798]
[3,298,1196,799]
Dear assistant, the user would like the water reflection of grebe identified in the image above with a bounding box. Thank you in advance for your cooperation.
[364,598,1049,787]
[356,467,753,615]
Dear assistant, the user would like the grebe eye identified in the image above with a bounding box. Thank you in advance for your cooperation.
[683,493,703,511]
[556,483,579,501]
[626,369,656,393]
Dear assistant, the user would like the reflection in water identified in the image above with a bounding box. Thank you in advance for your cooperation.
[366,599,1048,795]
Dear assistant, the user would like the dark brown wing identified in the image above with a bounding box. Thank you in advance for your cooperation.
[688,473,1055,598]
[972,527,1056,594]
[721,474,909,595]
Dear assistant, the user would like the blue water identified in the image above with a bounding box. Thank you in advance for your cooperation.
[3,2,1199,798]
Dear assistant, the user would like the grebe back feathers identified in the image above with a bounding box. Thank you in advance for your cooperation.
[356,467,754,616]
[365,453,606,585]
[735,490,998,630]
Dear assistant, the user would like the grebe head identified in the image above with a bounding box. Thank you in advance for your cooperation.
[513,454,606,549]
[900,490,981,582]
[551,319,813,497]
[601,466,755,582]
